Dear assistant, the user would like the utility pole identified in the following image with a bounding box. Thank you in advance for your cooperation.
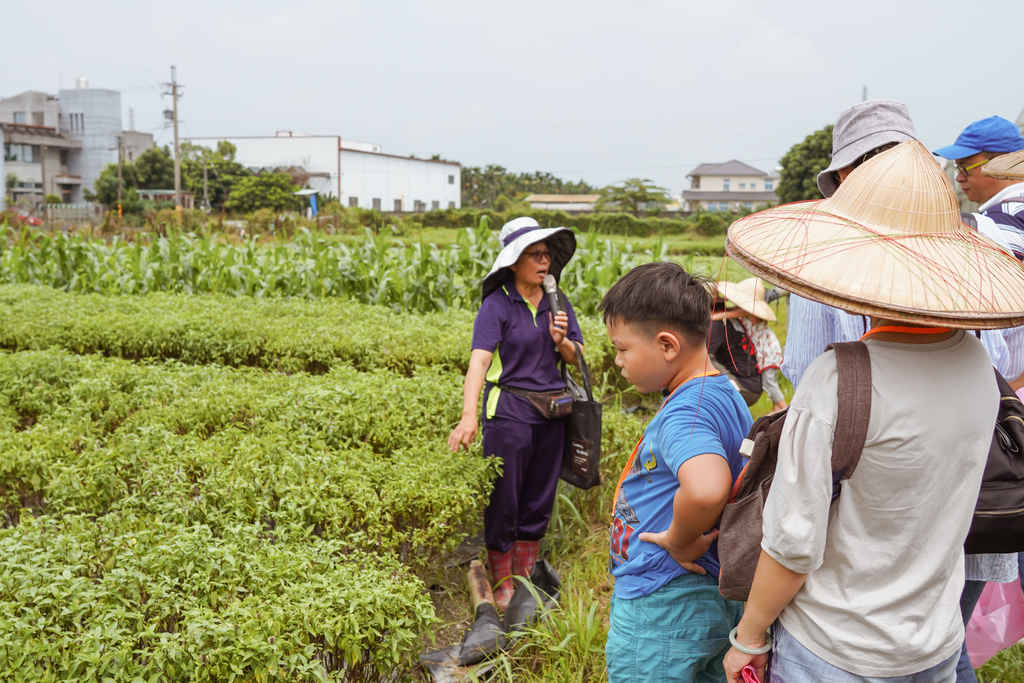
[203,158,209,210]
[162,66,183,208]
[117,135,123,205]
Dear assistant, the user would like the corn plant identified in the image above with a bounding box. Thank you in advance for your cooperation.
[0,223,668,316]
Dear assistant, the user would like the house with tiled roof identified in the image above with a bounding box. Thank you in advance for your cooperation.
[524,194,600,212]
[682,159,779,212]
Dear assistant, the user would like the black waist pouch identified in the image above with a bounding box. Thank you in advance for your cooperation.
[498,384,574,420]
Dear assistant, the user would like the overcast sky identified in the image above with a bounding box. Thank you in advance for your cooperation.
[4,0,1022,193]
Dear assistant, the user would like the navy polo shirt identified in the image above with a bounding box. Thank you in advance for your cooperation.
[472,284,584,423]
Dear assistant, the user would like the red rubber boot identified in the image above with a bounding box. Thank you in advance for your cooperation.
[512,540,539,586]
[487,549,514,611]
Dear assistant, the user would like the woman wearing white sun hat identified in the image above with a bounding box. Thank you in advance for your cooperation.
[721,140,1024,682]
[447,217,583,609]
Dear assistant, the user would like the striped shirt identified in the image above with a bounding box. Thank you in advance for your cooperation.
[976,182,1024,261]
[780,295,869,388]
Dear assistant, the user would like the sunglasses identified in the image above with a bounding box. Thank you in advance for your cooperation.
[522,249,552,263]
[954,159,988,177]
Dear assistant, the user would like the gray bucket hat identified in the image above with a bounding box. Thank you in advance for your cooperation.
[816,100,918,198]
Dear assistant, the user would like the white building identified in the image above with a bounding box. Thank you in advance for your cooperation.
[57,84,121,202]
[184,133,461,212]
[0,82,144,204]
[682,160,779,212]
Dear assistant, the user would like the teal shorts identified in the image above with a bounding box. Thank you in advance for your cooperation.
[606,571,743,683]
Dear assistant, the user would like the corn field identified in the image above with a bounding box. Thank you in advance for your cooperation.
[0,223,673,316]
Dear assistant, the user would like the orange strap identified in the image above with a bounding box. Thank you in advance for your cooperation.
[611,371,719,512]
[860,326,953,341]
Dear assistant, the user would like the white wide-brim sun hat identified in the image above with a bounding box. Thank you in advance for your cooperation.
[727,140,1024,330]
[982,150,1024,180]
[716,278,777,322]
[481,217,577,299]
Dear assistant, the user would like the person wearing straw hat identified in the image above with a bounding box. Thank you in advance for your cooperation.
[982,148,1024,182]
[711,277,787,411]
[721,140,1024,682]
[446,216,583,610]
[933,116,1024,261]
[781,100,916,389]
[779,103,1024,683]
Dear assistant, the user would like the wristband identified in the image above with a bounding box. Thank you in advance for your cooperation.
[729,626,772,655]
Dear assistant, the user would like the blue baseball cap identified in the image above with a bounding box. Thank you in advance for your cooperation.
[933,116,1024,159]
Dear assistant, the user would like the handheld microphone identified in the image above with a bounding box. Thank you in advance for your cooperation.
[543,274,561,317]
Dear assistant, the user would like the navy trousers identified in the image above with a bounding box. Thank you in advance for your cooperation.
[481,417,565,553]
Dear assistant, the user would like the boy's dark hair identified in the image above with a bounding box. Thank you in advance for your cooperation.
[599,261,712,346]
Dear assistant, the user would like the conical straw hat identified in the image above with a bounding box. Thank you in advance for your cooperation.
[982,150,1024,180]
[726,140,1024,329]
[716,278,777,321]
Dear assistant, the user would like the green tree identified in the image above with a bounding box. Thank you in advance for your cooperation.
[84,162,138,206]
[224,173,300,213]
[134,146,176,189]
[596,178,670,216]
[460,165,595,209]
[181,141,251,210]
[777,125,833,204]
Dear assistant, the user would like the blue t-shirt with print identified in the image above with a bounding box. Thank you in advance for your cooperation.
[610,374,752,599]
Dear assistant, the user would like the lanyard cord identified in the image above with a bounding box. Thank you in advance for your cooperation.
[611,370,720,512]
[860,326,953,341]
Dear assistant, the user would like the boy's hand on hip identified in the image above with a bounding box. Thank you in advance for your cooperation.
[639,528,719,575]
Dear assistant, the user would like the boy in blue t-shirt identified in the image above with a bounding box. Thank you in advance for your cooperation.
[599,262,752,682]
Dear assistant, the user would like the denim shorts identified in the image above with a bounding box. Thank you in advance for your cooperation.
[605,572,743,683]
[770,622,958,683]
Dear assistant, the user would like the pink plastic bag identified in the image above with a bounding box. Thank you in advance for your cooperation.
[965,579,1024,669]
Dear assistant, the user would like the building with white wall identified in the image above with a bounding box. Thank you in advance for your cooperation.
[58,84,121,203]
[0,82,124,204]
[682,160,779,212]
[185,133,461,212]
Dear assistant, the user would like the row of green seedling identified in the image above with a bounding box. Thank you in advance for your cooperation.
[0,350,494,569]
[0,285,618,378]
[0,511,432,682]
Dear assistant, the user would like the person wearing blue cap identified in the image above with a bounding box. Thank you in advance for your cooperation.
[934,115,1024,683]
[934,116,1024,260]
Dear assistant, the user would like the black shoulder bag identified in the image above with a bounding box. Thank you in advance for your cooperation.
[559,341,603,489]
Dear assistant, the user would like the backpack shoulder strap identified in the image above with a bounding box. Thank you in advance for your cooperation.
[826,341,872,483]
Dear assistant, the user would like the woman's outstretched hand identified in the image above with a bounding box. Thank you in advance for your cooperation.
[448,415,479,452]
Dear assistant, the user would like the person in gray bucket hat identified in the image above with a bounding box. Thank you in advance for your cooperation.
[816,99,917,198]
[783,100,918,389]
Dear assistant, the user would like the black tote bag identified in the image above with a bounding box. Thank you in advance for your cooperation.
[560,341,602,489]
